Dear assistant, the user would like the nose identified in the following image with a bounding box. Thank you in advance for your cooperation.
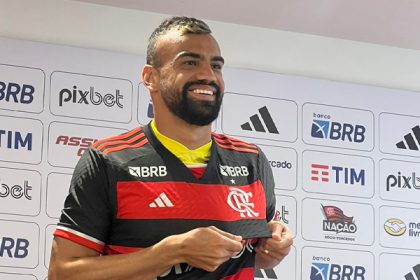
[196,62,217,82]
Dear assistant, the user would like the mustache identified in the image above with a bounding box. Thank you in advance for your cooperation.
[183,80,221,94]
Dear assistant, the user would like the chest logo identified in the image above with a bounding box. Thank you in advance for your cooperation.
[129,166,167,178]
[219,165,249,177]
[227,187,259,218]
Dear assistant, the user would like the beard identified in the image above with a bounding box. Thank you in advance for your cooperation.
[160,80,223,126]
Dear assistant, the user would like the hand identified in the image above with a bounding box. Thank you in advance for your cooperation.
[175,226,243,272]
[254,221,293,269]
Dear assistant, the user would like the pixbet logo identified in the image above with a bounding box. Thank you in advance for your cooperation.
[0,237,29,259]
[311,113,366,143]
[0,179,32,200]
[311,260,366,280]
[0,81,34,104]
[0,130,32,150]
[311,164,365,185]
[59,86,123,108]
[55,135,97,157]
[274,206,289,224]
[386,171,420,191]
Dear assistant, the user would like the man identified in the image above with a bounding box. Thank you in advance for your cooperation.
[48,16,293,280]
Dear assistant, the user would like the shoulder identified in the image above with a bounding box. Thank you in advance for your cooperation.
[212,132,259,155]
[91,127,148,155]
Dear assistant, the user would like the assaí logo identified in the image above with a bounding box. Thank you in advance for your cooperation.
[310,256,366,280]
[386,171,420,191]
[59,85,123,108]
[55,135,97,156]
[311,113,366,143]
[322,205,357,241]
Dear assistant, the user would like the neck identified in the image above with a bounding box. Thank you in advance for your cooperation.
[153,115,212,150]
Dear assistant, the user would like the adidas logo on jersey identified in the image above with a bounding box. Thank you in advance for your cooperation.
[129,166,167,178]
[219,165,249,177]
[149,192,174,208]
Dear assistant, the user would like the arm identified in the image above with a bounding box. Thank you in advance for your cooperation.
[48,226,244,280]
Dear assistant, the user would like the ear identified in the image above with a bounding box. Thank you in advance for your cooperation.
[141,65,159,91]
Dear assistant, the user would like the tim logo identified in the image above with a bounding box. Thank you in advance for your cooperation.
[396,125,420,151]
[59,86,123,108]
[254,268,278,279]
[322,205,357,234]
[241,106,279,134]
[55,135,97,157]
[405,264,420,280]
[0,130,32,150]
[0,179,32,200]
[311,164,365,185]
[0,81,34,104]
[219,165,249,177]
[384,218,406,236]
[386,171,420,191]
[227,187,259,218]
[0,237,29,259]
[311,119,366,143]
[311,262,366,280]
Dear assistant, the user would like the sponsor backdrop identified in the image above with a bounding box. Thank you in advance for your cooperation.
[0,36,419,280]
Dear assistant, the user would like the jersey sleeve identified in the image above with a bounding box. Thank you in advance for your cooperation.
[257,147,276,222]
[54,147,112,253]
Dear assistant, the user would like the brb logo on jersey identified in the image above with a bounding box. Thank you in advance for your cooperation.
[311,115,366,143]
[227,187,259,218]
[311,262,366,280]
[129,166,168,178]
[219,165,249,177]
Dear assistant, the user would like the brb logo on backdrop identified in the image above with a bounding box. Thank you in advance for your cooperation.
[0,237,30,259]
[59,85,123,108]
[310,261,366,280]
[0,130,32,151]
[311,113,366,143]
[311,164,365,186]
[0,81,34,104]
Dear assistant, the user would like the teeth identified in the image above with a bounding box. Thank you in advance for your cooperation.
[192,89,213,95]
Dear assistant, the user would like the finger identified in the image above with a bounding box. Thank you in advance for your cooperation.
[209,226,243,242]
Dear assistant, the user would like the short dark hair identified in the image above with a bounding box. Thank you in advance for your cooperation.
[147,16,212,67]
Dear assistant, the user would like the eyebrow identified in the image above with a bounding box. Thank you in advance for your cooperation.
[175,51,225,64]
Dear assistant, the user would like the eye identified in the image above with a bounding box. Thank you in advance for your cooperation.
[211,63,223,71]
[184,60,198,66]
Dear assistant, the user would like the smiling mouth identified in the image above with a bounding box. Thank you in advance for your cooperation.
[190,89,214,95]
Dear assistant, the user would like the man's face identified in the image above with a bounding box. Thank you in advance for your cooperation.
[154,31,225,126]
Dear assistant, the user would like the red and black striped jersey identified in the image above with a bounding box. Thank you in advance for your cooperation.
[54,123,276,279]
